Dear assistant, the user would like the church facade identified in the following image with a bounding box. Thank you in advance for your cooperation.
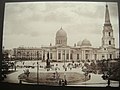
[13,4,119,62]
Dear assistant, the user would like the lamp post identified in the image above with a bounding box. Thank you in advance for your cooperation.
[63,50,66,82]
[84,71,87,86]
[107,59,111,87]
[63,50,65,70]
[37,51,39,85]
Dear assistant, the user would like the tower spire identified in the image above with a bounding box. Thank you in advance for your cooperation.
[105,3,111,25]
[102,4,115,48]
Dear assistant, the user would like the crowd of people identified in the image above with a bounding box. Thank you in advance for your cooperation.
[16,60,98,86]
[15,60,97,73]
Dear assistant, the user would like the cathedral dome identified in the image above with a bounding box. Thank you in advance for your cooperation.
[55,27,67,46]
[81,39,92,46]
[56,27,67,37]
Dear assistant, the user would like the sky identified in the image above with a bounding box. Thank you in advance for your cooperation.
[3,1,119,49]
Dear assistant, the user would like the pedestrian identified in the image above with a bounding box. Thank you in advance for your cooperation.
[89,74,91,79]
[24,69,30,77]
[19,80,22,84]
[69,64,72,70]
[64,79,67,85]
[55,64,60,71]
[58,79,62,86]
[61,79,65,86]
[23,62,24,65]
[107,79,110,87]
[62,65,65,69]
[52,73,55,79]
[55,71,60,80]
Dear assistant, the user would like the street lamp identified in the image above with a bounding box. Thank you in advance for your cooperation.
[63,50,65,70]
[43,50,45,62]
[37,51,39,85]
[84,71,87,86]
[63,50,66,83]
[107,59,111,87]
[102,57,111,87]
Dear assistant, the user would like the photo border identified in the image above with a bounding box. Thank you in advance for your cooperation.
[0,0,119,90]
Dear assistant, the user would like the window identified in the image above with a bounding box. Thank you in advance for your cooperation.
[77,54,79,59]
[43,54,45,60]
[85,54,88,59]
[58,53,61,59]
[70,54,73,59]
[109,40,111,45]
[66,54,69,59]
[110,54,112,59]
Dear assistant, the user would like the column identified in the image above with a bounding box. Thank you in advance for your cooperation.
[61,50,63,61]
[83,50,85,60]
[64,50,66,62]
[41,50,43,60]
[90,51,92,60]
[82,50,84,60]
[45,52,46,60]
[57,49,58,61]
[69,50,70,61]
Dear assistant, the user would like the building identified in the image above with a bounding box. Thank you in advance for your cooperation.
[13,4,119,61]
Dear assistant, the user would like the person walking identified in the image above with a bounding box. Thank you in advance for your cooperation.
[55,64,60,71]
[89,74,91,79]
[26,69,30,77]
[61,79,65,86]
[58,79,62,86]
[64,79,67,85]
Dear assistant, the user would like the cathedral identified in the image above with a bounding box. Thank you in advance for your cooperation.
[13,4,119,62]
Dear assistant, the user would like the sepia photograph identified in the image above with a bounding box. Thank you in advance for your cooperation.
[1,0,120,87]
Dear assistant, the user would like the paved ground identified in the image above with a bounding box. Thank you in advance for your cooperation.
[2,61,119,87]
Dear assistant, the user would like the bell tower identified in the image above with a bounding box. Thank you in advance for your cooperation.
[102,4,115,48]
